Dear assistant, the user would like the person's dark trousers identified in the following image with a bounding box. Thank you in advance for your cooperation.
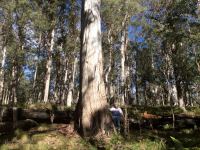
[113,116,121,132]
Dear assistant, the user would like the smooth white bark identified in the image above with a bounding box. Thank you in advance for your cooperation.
[66,56,78,107]
[120,13,128,105]
[0,46,6,102]
[33,65,38,89]
[43,29,55,103]
[120,29,128,105]
[67,90,73,107]
[61,58,68,104]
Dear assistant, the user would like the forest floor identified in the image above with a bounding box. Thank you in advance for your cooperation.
[1,105,200,149]
[0,122,200,150]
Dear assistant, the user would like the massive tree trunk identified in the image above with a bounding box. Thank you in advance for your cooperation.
[74,0,110,137]
[43,29,55,103]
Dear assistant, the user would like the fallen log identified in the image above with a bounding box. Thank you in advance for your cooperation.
[0,107,74,123]
[0,122,13,133]
[15,119,39,130]
[20,109,74,123]
[20,110,49,121]
[129,112,200,130]
[0,119,39,133]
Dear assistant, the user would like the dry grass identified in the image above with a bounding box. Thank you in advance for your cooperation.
[0,124,95,150]
[3,122,200,150]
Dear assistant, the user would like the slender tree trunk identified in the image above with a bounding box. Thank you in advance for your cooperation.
[105,29,113,99]
[120,29,128,105]
[167,80,172,105]
[0,46,6,103]
[176,79,186,111]
[33,65,37,90]
[120,12,128,105]
[67,57,78,107]
[172,43,186,111]
[2,89,9,105]
[14,2,25,105]
[32,33,42,103]
[171,84,178,105]
[166,53,173,106]
[188,88,193,106]
[144,82,147,106]
[135,76,139,105]
[29,63,38,104]
[11,64,17,105]
[183,83,189,106]
[126,65,130,104]
[43,29,55,103]
[54,50,62,103]
[61,57,68,105]
[164,43,179,106]
[75,0,111,137]
[193,45,200,73]
[135,48,139,105]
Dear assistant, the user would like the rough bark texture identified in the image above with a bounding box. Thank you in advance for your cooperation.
[75,0,111,137]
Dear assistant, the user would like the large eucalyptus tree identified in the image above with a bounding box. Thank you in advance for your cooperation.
[74,0,110,137]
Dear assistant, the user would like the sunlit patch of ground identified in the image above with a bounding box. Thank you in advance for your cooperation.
[1,123,200,150]
[0,124,94,150]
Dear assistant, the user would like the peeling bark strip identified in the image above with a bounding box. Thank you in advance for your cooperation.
[75,0,111,137]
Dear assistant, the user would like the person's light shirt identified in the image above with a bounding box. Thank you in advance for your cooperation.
[110,107,123,117]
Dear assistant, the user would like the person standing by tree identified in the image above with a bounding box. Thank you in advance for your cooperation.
[110,103,124,132]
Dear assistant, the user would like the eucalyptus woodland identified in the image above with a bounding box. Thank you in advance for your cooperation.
[0,0,200,137]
